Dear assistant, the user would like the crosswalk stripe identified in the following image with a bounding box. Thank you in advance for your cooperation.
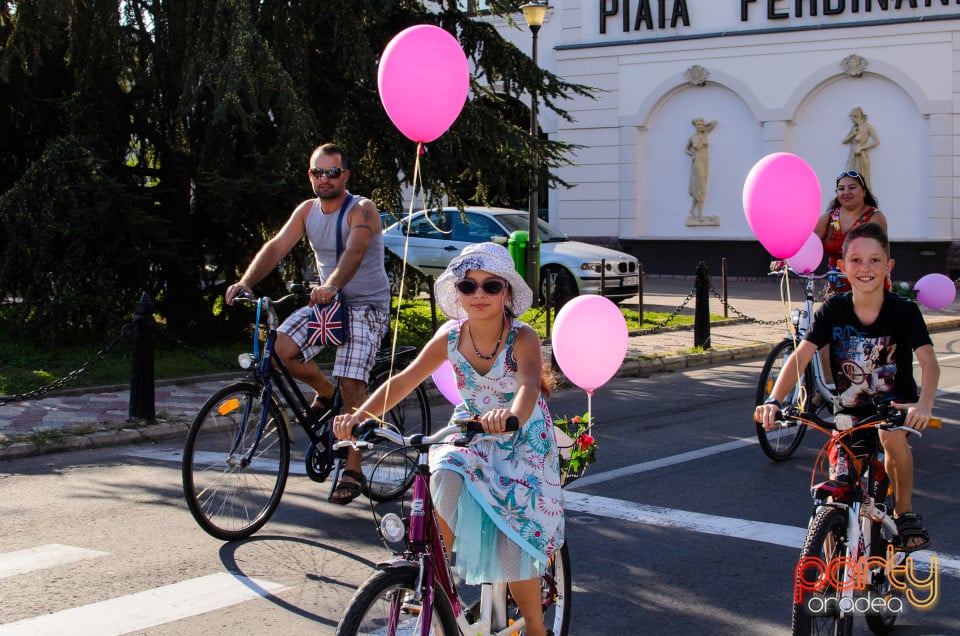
[0,544,108,579]
[0,572,287,635]
[127,448,308,475]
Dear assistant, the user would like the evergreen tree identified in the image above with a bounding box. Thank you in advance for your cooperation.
[0,0,590,343]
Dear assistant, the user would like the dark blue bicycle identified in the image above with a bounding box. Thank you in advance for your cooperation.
[181,287,432,540]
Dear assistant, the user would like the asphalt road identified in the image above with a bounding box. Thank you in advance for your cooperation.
[1,330,958,635]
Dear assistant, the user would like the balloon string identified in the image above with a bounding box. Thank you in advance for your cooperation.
[779,269,806,408]
[586,389,593,436]
[381,143,426,416]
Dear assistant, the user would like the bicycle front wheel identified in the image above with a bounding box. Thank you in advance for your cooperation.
[755,339,810,460]
[865,477,900,634]
[362,365,432,502]
[792,506,854,636]
[182,381,290,541]
[336,567,457,636]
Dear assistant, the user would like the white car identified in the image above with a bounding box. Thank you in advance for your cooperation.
[382,207,640,305]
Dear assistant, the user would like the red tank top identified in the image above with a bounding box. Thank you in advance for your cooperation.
[822,207,890,294]
[823,207,878,266]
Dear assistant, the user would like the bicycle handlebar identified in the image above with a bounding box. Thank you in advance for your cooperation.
[233,289,310,309]
[775,403,940,434]
[767,267,844,281]
[336,416,521,451]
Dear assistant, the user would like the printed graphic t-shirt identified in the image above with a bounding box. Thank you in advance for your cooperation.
[806,291,932,412]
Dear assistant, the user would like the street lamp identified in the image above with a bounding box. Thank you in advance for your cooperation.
[521,2,547,307]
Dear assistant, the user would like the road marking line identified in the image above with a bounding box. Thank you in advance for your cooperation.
[563,492,960,577]
[564,491,804,547]
[0,544,109,579]
[565,438,757,489]
[0,572,287,635]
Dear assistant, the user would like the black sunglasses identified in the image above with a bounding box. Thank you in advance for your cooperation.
[309,167,344,179]
[455,279,508,295]
[836,170,866,187]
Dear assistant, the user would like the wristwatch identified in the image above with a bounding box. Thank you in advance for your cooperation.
[764,397,781,408]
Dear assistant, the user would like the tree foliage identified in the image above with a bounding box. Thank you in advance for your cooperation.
[0,0,591,344]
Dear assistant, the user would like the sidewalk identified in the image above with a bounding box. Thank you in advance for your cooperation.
[2,277,958,461]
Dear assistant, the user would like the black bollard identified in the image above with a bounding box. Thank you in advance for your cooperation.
[427,275,438,332]
[129,292,156,421]
[694,262,711,350]
[637,262,644,327]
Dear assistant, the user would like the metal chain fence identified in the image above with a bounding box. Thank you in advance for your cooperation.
[638,284,698,334]
[0,323,134,406]
[708,282,786,327]
[0,322,239,406]
[155,328,237,371]
[3,270,807,407]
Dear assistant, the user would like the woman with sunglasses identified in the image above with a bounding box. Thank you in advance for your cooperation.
[334,242,562,636]
[814,170,889,295]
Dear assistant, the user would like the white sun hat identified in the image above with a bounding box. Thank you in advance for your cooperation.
[434,242,534,320]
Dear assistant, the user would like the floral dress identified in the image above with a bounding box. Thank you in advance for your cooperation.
[428,319,564,584]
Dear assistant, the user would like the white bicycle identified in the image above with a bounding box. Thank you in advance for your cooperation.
[755,268,841,460]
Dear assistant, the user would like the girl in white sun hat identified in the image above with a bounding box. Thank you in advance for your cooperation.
[334,242,563,636]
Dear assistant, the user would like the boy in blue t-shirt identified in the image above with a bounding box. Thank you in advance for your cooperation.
[755,222,939,552]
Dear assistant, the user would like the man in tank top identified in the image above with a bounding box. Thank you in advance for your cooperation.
[225,143,390,505]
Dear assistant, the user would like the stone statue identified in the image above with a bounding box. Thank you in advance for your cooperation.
[842,107,879,188]
[685,118,719,226]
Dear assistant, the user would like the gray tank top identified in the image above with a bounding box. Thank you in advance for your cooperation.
[304,194,390,312]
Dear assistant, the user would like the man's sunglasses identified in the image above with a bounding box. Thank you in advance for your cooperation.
[836,170,866,187]
[455,279,508,295]
[309,167,344,179]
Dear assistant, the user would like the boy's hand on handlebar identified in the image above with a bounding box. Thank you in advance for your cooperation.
[480,409,518,435]
[890,401,932,432]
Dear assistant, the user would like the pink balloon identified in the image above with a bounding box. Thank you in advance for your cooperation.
[743,153,822,258]
[786,233,824,274]
[552,295,628,392]
[431,359,462,406]
[430,320,463,405]
[914,273,956,310]
[378,25,469,143]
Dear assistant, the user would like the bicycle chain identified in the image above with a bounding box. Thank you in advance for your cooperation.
[0,323,134,406]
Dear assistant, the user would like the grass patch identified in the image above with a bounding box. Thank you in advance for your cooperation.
[1,297,721,395]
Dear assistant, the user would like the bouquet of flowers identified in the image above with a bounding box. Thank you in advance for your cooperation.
[553,412,598,486]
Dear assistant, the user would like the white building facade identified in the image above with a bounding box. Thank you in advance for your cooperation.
[490,1,960,278]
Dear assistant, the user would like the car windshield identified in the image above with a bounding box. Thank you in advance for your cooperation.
[496,214,569,242]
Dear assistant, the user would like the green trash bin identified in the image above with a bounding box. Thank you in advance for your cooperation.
[507,230,529,280]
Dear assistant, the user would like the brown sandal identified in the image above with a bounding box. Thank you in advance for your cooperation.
[894,512,932,553]
[329,469,366,505]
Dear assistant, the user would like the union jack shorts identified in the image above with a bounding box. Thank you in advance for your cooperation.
[278,304,389,382]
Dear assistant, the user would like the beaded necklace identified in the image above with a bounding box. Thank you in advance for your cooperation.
[467,318,506,361]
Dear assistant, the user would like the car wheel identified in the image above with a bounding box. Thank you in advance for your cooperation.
[540,265,577,310]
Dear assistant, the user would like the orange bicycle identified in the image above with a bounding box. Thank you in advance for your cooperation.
[769,402,940,635]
